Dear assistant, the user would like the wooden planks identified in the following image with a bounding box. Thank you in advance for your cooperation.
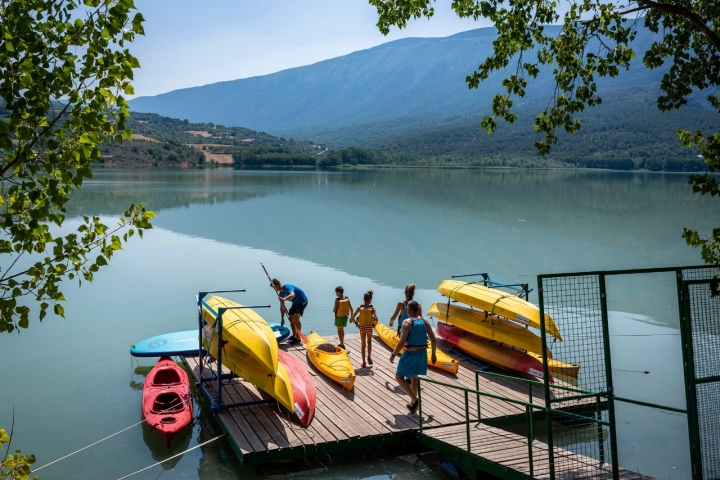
[182,332,595,468]
[421,423,656,480]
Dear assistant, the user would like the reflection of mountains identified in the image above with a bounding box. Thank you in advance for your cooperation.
[66,169,287,216]
[74,169,717,234]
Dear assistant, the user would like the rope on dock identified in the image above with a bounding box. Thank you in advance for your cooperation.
[33,404,185,472]
[117,434,225,479]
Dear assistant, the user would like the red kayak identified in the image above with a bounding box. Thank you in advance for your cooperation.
[437,323,553,382]
[278,349,316,427]
[143,356,193,447]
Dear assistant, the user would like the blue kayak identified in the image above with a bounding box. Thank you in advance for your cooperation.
[131,323,291,357]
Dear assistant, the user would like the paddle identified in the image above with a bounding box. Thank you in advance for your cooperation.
[260,262,308,344]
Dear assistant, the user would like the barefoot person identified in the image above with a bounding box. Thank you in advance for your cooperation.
[333,286,353,348]
[271,278,308,343]
[351,290,378,368]
[389,283,415,334]
[389,300,437,413]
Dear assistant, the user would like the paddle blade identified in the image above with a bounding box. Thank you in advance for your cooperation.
[298,330,308,345]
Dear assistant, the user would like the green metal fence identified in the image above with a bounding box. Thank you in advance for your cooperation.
[537,265,720,480]
[682,278,720,480]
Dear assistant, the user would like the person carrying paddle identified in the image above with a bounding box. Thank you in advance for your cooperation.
[351,290,378,368]
[333,286,353,349]
[390,300,437,414]
[389,283,415,334]
[272,278,308,344]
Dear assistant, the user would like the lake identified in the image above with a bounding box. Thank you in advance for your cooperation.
[1,168,717,479]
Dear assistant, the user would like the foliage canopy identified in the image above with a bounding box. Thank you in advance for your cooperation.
[0,0,154,334]
[369,0,720,264]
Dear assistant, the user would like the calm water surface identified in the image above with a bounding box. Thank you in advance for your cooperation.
[2,168,717,479]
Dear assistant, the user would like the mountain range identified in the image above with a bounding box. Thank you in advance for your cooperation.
[129,25,717,167]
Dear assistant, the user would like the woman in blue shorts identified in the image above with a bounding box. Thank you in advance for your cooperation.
[389,300,437,413]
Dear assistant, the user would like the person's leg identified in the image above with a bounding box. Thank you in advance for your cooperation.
[395,374,414,398]
[338,326,344,346]
[360,333,367,366]
[290,313,302,340]
[366,331,373,364]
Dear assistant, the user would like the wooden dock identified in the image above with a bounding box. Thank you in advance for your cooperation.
[183,332,654,479]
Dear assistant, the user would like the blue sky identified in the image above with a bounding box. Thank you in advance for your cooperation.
[131,1,486,97]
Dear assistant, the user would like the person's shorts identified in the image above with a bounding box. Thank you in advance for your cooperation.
[335,316,348,327]
[289,301,308,316]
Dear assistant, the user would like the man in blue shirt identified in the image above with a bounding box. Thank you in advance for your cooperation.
[271,278,308,343]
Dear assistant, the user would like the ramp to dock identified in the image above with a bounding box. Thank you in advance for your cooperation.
[420,422,652,479]
[183,333,589,467]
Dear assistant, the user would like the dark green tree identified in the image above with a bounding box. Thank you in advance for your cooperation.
[369,0,719,265]
[0,0,153,336]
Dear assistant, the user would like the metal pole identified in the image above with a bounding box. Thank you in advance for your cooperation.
[596,394,605,465]
[475,371,481,422]
[465,390,470,453]
[526,405,534,478]
[537,276,555,480]
[598,274,619,480]
[681,280,702,480]
[215,308,224,412]
[418,378,423,434]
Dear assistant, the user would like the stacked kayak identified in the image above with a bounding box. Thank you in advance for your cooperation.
[306,331,355,390]
[437,280,563,340]
[201,296,315,426]
[438,323,553,382]
[432,280,578,379]
[374,322,459,375]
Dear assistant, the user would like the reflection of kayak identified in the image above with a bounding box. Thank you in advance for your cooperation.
[278,349,316,427]
[528,352,580,378]
[142,357,193,447]
[201,296,278,375]
[437,323,553,382]
[202,325,295,420]
[427,303,548,357]
[374,322,459,375]
[306,332,355,390]
[437,280,562,340]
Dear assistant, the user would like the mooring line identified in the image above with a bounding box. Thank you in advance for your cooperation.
[33,404,185,472]
[117,434,225,479]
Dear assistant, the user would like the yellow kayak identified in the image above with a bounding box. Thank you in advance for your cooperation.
[374,322,459,375]
[202,325,293,413]
[528,353,580,378]
[427,303,549,357]
[437,280,563,340]
[306,331,355,390]
[201,295,278,375]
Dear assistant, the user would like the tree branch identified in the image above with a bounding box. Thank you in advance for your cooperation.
[635,0,720,53]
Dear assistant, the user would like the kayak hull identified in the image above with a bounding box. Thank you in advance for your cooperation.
[437,280,562,340]
[201,296,278,375]
[202,325,295,416]
[142,357,193,447]
[374,322,459,375]
[437,323,553,382]
[306,331,356,390]
[427,303,548,357]
[278,349,316,427]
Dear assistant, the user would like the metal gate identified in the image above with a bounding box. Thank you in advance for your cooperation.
[682,278,720,480]
[536,265,719,480]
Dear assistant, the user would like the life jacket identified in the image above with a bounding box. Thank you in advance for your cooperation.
[358,305,375,326]
[336,298,350,317]
[407,317,428,347]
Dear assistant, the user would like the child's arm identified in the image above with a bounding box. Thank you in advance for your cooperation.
[372,306,379,325]
[347,300,354,321]
[333,298,339,315]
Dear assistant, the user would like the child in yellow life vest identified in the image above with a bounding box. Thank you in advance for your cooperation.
[351,290,379,368]
[333,286,353,349]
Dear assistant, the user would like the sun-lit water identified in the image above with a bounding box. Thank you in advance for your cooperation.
[1,168,717,479]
